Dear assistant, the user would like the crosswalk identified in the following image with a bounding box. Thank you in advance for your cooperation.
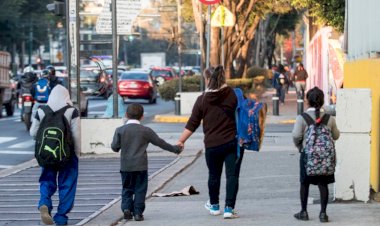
[0,157,177,226]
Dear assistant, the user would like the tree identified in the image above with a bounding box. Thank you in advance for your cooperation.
[292,0,345,32]
[0,0,25,50]
[253,9,300,68]
[0,0,59,66]
[190,0,300,78]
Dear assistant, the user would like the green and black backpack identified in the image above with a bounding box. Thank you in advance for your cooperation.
[35,105,74,167]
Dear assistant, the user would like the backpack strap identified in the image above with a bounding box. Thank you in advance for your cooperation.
[233,88,245,107]
[321,114,330,126]
[301,113,314,126]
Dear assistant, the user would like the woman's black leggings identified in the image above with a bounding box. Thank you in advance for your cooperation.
[300,183,329,213]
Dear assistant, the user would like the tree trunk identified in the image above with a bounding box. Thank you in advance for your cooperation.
[210,26,220,66]
[240,41,250,78]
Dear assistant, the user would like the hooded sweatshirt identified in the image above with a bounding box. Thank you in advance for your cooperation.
[30,84,81,157]
[185,86,237,148]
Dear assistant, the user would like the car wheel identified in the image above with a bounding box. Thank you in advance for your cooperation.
[155,76,165,86]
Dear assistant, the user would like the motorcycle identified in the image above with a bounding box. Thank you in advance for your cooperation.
[20,72,37,130]
[22,93,34,130]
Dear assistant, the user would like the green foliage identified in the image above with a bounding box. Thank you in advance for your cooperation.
[292,0,345,32]
[274,9,301,36]
[0,0,56,52]
[158,76,258,101]
[158,76,203,101]
[246,66,269,79]
[226,79,254,92]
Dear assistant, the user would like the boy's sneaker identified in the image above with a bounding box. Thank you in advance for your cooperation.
[123,210,133,220]
[204,200,221,215]
[224,206,238,219]
[39,205,54,225]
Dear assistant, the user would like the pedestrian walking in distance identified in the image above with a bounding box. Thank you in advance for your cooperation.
[294,63,309,100]
[292,87,340,223]
[111,103,182,222]
[30,85,81,225]
[177,65,243,219]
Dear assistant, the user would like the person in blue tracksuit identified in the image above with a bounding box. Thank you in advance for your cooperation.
[30,85,81,225]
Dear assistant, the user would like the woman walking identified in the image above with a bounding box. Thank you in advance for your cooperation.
[177,65,242,219]
[292,87,340,222]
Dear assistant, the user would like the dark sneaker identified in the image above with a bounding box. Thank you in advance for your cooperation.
[39,205,54,225]
[319,212,329,223]
[294,211,309,221]
[134,214,144,221]
[124,210,133,220]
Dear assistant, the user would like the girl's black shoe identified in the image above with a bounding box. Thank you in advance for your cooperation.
[294,211,309,221]
[319,212,329,222]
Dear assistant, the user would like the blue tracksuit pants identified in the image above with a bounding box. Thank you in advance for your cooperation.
[38,155,78,225]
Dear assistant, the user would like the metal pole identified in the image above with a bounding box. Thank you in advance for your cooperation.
[112,0,118,118]
[206,5,211,69]
[221,27,224,67]
[199,2,204,91]
[75,0,81,113]
[177,0,182,93]
[28,20,33,66]
[66,0,71,95]
[272,95,279,116]
[297,99,304,115]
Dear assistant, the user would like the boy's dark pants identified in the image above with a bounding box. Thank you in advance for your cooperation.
[120,170,148,215]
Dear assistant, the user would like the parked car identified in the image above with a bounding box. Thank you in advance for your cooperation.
[118,71,158,104]
[149,67,177,86]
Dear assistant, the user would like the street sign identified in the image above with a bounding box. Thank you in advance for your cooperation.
[199,0,220,5]
[211,5,235,27]
[96,0,142,35]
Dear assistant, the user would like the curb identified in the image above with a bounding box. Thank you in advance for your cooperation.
[83,149,203,226]
[153,115,189,123]
[279,119,296,124]
[0,158,38,178]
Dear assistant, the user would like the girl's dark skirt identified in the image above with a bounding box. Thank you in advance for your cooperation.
[300,152,335,185]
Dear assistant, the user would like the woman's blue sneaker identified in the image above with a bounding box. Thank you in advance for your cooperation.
[204,200,221,215]
[224,206,238,219]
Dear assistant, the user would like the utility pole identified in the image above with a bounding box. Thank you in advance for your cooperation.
[177,0,182,93]
[112,0,118,117]
[28,20,33,66]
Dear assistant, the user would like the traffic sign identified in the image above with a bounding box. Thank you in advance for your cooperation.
[211,5,235,27]
[199,0,221,5]
[96,0,141,35]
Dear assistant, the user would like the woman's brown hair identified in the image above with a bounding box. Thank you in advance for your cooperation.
[204,65,226,90]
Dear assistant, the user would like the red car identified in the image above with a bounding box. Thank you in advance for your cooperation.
[149,67,177,86]
[118,72,158,104]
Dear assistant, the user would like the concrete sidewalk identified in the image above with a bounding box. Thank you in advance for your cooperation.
[154,89,300,125]
[87,89,380,226]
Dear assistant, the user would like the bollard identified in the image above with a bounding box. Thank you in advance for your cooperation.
[297,98,304,115]
[174,93,181,115]
[272,95,279,116]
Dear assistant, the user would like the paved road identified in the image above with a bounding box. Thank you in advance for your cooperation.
[0,98,174,170]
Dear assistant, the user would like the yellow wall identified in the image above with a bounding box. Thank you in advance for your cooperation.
[344,59,380,192]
